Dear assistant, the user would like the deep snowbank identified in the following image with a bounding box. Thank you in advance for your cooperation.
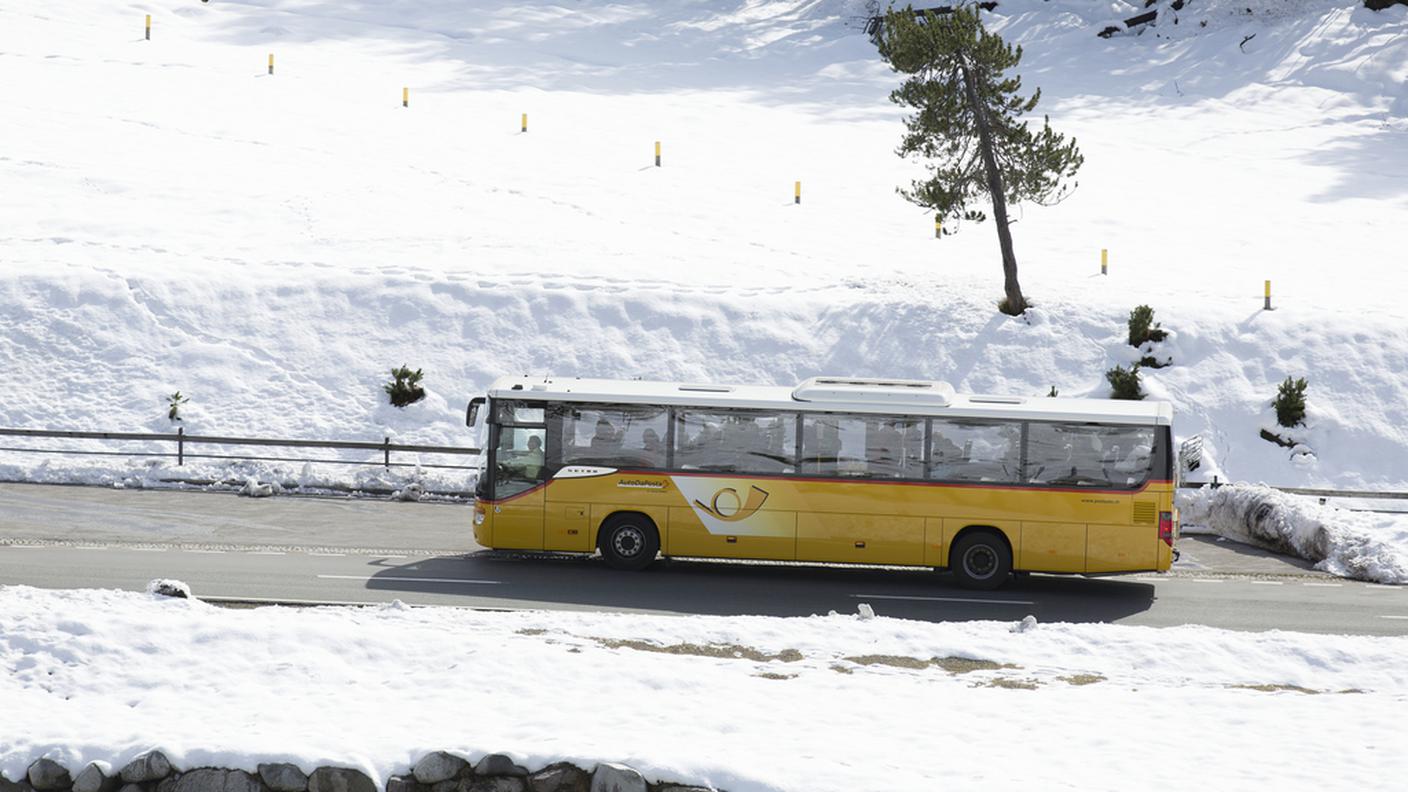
[2,586,1406,791]
[1181,483,1408,583]
[4,273,1407,493]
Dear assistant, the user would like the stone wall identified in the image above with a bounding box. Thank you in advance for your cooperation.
[1,752,715,792]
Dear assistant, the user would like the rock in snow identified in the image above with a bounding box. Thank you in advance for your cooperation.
[256,765,307,792]
[412,753,467,785]
[146,579,192,599]
[856,603,875,620]
[72,764,117,792]
[120,753,173,784]
[475,756,527,779]
[588,765,646,792]
[526,764,590,792]
[26,760,71,791]
[307,768,376,792]
[158,769,261,792]
[463,780,524,792]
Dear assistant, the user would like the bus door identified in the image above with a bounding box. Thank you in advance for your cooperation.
[487,403,548,549]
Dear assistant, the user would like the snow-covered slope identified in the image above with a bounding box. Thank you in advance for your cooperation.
[1,0,1406,489]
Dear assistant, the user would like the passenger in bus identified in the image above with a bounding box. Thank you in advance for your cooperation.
[641,428,664,462]
[590,419,620,453]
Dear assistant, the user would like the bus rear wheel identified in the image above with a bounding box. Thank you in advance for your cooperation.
[598,513,660,571]
[951,531,1012,590]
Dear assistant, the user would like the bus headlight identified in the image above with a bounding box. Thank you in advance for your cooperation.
[474,504,486,525]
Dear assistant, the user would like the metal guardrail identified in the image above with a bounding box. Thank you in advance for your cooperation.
[3,427,1404,505]
[0,427,481,471]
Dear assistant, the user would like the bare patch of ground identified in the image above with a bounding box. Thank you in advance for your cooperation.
[1228,683,1321,694]
[594,638,804,663]
[842,654,1019,674]
[978,677,1041,690]
[1058,673,1106,686]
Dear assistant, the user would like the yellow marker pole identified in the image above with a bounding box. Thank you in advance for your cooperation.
[935,215,942,239]
[1264,280,1272,310]
[402,87,409,108]
[521,113,528,133]
[1101,248,1108,275]
[654,141,661,167]
[794,181,801,205]
[268,53,274,75]
[145,14,151,40]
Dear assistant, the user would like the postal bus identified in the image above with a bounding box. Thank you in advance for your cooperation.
[466,375,1178,589]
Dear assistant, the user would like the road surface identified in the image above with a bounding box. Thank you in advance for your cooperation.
[2,483,1404,635]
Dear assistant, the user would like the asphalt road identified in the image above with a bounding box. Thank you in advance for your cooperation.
[2,482,1405,635]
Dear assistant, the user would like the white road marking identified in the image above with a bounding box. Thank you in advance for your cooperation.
[1304,582,1343,587]
[1249,581,1284,586]
[317,574,502,585]
[308,552,345,557]
[851,593,1036,606]
[1364,584,1400,590]
[131,547,168,552]
[190,549,225,554]
[1189,579,1224,584]
[1379,615,1408,621]
[73,546,106,551]
[248,551,286,555]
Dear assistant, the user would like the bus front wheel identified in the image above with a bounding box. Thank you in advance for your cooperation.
[598,513,660,571]
[951,531,1012,590]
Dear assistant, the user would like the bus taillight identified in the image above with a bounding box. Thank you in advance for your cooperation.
[1159,511,1175,547]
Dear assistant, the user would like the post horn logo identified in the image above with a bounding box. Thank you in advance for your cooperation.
[694,485,769,522]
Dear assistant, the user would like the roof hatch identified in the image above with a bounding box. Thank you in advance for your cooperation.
[791,376,955,408]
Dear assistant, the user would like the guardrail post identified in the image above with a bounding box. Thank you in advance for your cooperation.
[384,436,391,469]
[177,426,184,466]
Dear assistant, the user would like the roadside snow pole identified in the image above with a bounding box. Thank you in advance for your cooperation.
[521,113,528,133]
[1101,248,1108,275]
[935,215,942,238]
[795,181,801,204]
[145,15,151,40]
[1264,280,1273,310]
[654,141,661,167]
[268,54,274,75]
[177,426,184,466]
[402,87,409,108]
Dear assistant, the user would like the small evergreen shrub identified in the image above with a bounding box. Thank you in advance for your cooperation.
[1047,385,1059,397]
[167,391,189,422]
[1273,376,1308,427]
[384,366,426,408]
[1127,305,1168,347]
[1106,365,1145,400]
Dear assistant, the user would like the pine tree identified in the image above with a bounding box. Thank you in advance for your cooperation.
[877,4,1083,315]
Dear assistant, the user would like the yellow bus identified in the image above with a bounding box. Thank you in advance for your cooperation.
[467,376,1178,589]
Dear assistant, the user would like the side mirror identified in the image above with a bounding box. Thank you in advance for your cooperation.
[466,397,486,428]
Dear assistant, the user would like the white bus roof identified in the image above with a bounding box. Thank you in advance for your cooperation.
[487,375,1173,426]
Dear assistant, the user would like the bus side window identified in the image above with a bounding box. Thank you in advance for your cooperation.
[929,420,1019,483]
[1025,423,1155,488]
[676,410,796,474]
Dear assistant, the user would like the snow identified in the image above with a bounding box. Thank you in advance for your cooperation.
[1,0,1406,492]
[1181,483,1408,584]
[2,585,1406,791]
